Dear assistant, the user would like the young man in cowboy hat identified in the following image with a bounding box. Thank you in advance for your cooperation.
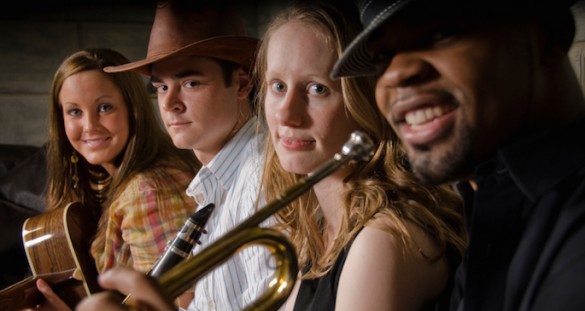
[332,0,585,310]
[72,1,276,310]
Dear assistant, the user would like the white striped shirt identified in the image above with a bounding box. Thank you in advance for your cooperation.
[186,117,276,311]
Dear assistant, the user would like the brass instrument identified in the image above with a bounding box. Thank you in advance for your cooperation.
[135,131,374,311]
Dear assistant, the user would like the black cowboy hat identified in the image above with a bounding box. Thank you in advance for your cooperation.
[331,0,577,79]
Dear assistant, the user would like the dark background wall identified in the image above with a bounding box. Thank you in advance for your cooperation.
[0,0,293,147]
[0,0,584,147]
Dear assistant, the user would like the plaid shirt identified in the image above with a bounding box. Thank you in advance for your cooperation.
[92,165,196,273]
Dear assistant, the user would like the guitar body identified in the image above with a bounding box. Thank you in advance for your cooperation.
[0,202,101,310]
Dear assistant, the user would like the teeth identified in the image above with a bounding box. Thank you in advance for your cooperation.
[405,106,447,125]
[85,138,106,147]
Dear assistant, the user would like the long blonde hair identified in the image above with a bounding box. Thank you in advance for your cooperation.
[255,2,467,279]
[46,48,200,249]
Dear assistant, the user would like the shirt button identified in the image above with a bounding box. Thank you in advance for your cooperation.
[208,300,215,309]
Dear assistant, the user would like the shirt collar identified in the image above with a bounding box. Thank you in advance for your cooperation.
[477,118,585,202]
[186,117,260,203]
[205,116,259,189]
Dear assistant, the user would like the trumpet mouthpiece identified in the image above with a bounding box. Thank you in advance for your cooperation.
[341,131,375,162]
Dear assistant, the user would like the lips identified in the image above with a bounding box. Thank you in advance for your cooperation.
[405,105,454,127]
[391,91,457,145]
[168,120,191,129]
[279,136,315,151]
[83,137,110,148]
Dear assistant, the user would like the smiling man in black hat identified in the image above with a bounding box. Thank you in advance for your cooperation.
[333,0,585,310]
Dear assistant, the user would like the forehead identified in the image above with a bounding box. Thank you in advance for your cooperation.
[150,55,222,81]
[269,21,332,55]
[60,70,120,96]
[265,20,337,74]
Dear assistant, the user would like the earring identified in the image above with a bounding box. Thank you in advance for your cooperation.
[71,151,79,189]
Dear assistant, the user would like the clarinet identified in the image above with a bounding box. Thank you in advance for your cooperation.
[148,203,215,278]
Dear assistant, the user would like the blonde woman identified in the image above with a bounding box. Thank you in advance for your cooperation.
[254,2,467,310]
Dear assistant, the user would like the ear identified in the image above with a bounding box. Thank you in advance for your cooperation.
[235,67,253,101]
[539,10,575,65]
[554,10,576,54]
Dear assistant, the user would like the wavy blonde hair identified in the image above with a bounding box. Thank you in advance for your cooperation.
[46,48,200,251]
[254,2,467,279]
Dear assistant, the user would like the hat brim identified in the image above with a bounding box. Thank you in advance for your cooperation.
[331,0,414,79]
[104,36,259,76]
[332,0,577,79]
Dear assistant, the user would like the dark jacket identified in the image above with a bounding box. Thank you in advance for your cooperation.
[451,118,585,311]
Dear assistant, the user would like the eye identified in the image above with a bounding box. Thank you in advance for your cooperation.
[152,83,167,94]
[66,107,81,117]
[98,103,114,113]
[270,81,286,93]
[373,50,394,64]
[372,50,394,77]
[308,83,328,96]
[427,24,463,45]
[184,80,200,88]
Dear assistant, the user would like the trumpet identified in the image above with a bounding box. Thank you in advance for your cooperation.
[136,131,374,310]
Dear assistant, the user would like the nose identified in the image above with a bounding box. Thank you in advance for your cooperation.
[82,112,100,132]
[275,88,305,127]
[159,85,185,113]
[378,52,436,88]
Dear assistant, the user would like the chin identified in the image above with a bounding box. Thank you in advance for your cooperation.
[283,166,307,175]
[171,138,193,150]
[409,148,473,185]
[84,157,105,167]
[280,161,312,175]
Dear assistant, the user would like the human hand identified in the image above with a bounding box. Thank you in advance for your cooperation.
[175,288,194,309]
[19,278,72,311]
[75,267,176,311]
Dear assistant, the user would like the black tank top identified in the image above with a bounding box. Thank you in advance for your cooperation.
[293,228,363,311]
[293,227,456,311]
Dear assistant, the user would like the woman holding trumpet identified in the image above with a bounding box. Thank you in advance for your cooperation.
[256,2,466,310]
[77,2,467,310]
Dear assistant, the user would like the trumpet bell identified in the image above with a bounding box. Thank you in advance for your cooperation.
[159,228,297,311]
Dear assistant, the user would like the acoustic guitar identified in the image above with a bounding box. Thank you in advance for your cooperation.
[0,202,101,310]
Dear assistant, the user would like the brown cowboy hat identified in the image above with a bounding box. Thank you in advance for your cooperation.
[104,0,258,76]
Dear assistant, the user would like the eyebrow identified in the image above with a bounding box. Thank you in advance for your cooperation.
[150,69,204,83]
